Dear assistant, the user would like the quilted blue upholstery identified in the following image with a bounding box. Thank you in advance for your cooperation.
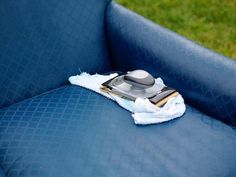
[0,0,112,108]
[0,86,236,177]
[106,3,236,126]
[1,1,236,177]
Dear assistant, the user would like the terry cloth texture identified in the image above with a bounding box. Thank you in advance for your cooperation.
[69,73,186,125]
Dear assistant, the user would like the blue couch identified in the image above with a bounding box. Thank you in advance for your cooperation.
[0,0,236,177]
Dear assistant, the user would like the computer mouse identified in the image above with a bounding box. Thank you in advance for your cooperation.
[124,69,155,88]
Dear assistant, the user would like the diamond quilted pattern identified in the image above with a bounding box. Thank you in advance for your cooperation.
[0,0,112,108]
[0,86,236,177]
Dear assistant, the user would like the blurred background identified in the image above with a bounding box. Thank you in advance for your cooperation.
[116,0,236,60]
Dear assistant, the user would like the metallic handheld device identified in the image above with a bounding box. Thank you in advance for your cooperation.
[101,70,179,107]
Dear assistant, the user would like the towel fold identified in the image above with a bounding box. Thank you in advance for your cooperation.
[69,72,186,125]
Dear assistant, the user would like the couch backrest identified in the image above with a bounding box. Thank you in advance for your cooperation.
[0,0,112,108]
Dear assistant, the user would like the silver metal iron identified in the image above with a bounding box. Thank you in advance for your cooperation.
[102,69,176,101]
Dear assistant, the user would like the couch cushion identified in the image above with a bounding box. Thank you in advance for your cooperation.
[0,0,112,108]
[0,86,236,177]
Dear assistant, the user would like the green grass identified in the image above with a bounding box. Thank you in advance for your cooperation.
[116,0,236,60]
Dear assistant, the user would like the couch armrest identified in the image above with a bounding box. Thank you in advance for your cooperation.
[105,2,236,126]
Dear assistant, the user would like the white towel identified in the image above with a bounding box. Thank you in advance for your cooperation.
[69,73,186,125]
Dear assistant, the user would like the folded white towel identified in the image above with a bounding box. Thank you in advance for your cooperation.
[69,73,186,125]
